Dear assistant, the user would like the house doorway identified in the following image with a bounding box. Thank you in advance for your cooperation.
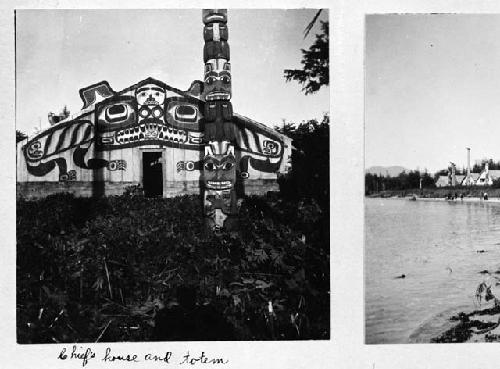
[142,151,163,197]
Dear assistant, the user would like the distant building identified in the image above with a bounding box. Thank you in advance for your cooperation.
[435,176,449,187]
[475,164,500,186]
[489,170,500,181]
[455,175,465,186]
[435,168,500,187]
[460,173,480,186]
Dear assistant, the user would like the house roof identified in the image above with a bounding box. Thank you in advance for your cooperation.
[114,77,203,101]
[435,176,449,186]
[29,77,290,145]
[488,170,500,178]
[233,113,290,145]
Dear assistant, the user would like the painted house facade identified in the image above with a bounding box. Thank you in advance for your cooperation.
[16,78,292,199]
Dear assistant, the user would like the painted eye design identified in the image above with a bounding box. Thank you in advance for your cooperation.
[205,77,215,85]
[204,162,215,171]
[222,162,234,170]
[174,105,198,123]
[27,141,43,159]
[104,103,130,123]
[139,107,150,118]
[222,76,231,84]
[108,105,125,115]
[152,106,163,118]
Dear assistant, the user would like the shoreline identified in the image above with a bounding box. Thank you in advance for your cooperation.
[367,195,500,203]
[410,303,500,343]
[417,197,500,203]
[367,187,500,200]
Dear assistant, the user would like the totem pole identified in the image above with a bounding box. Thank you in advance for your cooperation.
[202,9,239,231]
[449,161,457,187]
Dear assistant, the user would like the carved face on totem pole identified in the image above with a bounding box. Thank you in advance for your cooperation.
[202,9,227,24]
[203,59,231,101]
[203,141,236,190]
[202,141,238,230]
[203,23,228,42]
[204,190,237,231]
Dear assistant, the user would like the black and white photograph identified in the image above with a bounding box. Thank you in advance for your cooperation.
[15,8,330,344]
[12,1,500,368]
[366,14,500,344]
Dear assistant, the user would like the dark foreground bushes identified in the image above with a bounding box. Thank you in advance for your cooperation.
[17,193,329,343]
[277,115,329,212]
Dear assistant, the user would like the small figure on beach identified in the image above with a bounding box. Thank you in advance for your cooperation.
[460,193,464,201]
[484,192,489,200]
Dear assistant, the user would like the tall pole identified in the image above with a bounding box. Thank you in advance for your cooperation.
[201,9,239,231]
[466,147,471,186]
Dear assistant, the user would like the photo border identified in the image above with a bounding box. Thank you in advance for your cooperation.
[4,1,334,368]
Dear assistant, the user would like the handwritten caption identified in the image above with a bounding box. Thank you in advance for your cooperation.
[57,346,228,367]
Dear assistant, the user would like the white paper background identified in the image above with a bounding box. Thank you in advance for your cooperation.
[4,0,500,368]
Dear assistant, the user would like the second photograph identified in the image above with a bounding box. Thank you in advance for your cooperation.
[366,14,500,344]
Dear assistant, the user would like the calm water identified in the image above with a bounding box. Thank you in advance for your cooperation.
[365,198,500,344]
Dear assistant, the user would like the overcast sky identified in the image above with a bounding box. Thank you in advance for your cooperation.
[366,14,500,173]
[16,9,329,136]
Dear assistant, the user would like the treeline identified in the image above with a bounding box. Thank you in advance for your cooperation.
[365,170,435,194]
[276,114,329,210]
[472,159,500,173]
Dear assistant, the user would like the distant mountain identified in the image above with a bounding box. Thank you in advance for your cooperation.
[365,166,407,177]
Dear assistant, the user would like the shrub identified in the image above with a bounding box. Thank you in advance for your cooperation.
[17,194,329,343]
[277,114,329,211]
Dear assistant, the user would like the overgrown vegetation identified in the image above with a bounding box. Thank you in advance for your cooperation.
[276,114,329,211]
[17,193,329,343]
